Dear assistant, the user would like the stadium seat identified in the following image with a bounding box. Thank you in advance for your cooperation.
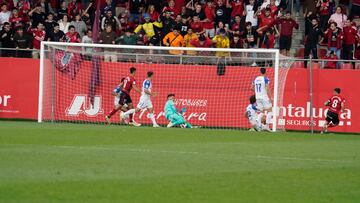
[356,63,360,69]
[310,63,320,69]
[318,48,328,58]
[341,63,353,69]
[296,48,304,58]
[290,61,305,69]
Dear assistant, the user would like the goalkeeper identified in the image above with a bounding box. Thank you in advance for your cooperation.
[164,94,192,128]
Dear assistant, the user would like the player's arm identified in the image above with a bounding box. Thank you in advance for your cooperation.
[245,111,250,118]
[266,84,272,99]
[324,99,330,106]
[132,84,142,94]
[341,101,345,113]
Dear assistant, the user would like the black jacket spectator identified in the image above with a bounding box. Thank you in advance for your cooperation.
[161,13,175,38]
[0,23,14,57]
[13,27,32,58]
[29,5,45,27]
[304,18,323,67]
[242,26,259,47]
[214,0,231,25]
[49,29,65,42]
[101,11,120,31]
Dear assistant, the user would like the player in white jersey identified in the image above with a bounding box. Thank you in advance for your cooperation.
[129,71,159,127]
[245,95,271,131]
[252,67,273,125]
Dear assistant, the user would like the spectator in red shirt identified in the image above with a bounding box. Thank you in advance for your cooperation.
[268,11,299,56]
[260,28,278,48]
[268,0,278,17]
[67,0,82,21]
[147,5,160,22]
[325,22,343,63]
[256,8,275,35]
[230,34,242,48]
[317,0,330,31]
[32,22,46,58]
[9,8,24,29]
[162,0,179,19]
[203,0,215,38]
[228,0,244,19]
[190,15,204,35]
[323,51,337,69]
[190,34,213,56]
[17,0,30,16]
[229,15,241,37]
[65,25,80,43]
[342,19,359,61]
[190,34,212,47]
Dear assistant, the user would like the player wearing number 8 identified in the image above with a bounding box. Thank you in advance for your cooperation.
[321,88,345,134]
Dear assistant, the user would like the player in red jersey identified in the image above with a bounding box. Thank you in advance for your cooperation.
[321,88,345,134]
[106,67,142,126]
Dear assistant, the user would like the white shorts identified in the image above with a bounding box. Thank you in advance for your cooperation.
[114,96,120,107]
[256,98,272,111]
[137,96,153,109]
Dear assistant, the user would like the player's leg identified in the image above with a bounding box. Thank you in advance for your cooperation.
[167,113,192,128]
[105,96,123,123]
[263,99,273,125]
[321,111,333,134]
[124,97,142,127]
[147,106,160,127]
[259,114,271,132]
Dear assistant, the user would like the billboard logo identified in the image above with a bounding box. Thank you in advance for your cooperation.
[66,95,103,117]
[0,95,11,107]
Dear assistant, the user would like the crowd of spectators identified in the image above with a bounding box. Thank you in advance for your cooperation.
[0,0,359,67]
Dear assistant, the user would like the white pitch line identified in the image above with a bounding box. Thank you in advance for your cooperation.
[53,145,353,163]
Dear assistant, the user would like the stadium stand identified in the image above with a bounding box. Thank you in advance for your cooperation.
[0,0,359,68]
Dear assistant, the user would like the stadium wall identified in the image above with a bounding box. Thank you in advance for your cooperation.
[0,58,358,133]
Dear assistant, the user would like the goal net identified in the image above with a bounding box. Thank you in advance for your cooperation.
[38,42,290,131]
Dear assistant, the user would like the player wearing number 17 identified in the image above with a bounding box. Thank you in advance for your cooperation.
[252,67,273,124]
[321,88,345,134]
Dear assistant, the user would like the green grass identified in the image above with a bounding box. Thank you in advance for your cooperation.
[0,121,359,203]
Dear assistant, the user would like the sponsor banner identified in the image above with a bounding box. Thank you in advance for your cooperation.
[0,58,359,133]
[0,58,39,119]
[282,68,357,132]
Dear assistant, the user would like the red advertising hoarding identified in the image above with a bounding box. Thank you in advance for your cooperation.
[0,58,358,133]
[0,58,39,119]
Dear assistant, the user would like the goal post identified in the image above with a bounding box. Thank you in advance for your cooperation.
[39,41,288,131]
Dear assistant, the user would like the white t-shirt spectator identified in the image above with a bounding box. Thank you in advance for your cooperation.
[260,0,280,9]
[0,10,11,27]
[58,20,70,33]
[245,4,258,27]
[81,34,93,53]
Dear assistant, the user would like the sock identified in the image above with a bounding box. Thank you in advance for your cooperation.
[108,109,118,118]
[124,109,135,116]
[148,113,157,125]
[266,112,273,124]
[129,113,133,122]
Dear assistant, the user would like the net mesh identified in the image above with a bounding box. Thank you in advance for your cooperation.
[40,43,290,130]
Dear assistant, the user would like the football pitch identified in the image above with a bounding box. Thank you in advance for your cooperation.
[0,121,359,203]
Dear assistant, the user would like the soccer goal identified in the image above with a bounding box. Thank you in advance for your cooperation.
[38,41,290,131]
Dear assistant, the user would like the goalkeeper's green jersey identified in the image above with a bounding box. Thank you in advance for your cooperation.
[164,100,177,119]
